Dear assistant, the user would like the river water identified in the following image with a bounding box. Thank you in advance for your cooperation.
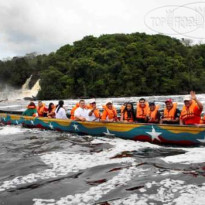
[1,95,205,205]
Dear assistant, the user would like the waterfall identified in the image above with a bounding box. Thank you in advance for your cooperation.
[0,78,41,101]
[30,79,41,96]
[21,79,41,99]
[22,75,32,90]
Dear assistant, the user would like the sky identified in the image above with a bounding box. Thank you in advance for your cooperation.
[0,0,205,60]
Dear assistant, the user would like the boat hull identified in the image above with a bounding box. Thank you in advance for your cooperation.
[1,113,205,146]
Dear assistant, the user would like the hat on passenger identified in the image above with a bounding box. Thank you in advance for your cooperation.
[105,99,113,105]
[149,102,155,106]
[183,95,191,102]
[89,98,96,104]
[165,98,173,103]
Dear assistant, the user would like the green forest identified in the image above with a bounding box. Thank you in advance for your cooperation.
[0,32,205,100]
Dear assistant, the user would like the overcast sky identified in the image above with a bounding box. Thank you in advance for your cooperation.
[0,0,205,59]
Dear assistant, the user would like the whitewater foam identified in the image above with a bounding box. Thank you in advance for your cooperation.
[110,179,205,205]
[0,138,158,192]
[162,147,205,164]
[33,166,146,205]
[0,126,26,135]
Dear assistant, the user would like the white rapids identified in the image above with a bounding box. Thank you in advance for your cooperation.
[1,93,205,204]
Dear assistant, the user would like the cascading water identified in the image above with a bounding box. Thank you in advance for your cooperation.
[20,79,41,99]
[22,75,32,90]
[0,76,41,101]
[30,79,41,95]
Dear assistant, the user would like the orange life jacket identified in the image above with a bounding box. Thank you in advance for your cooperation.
[200,116,205,124]
[93,109,101,119]
[147,105,160,122]
[200,113,205,124]
[70,103,79,120]
[102,105,117,120]
[136,102,149,119]
[122,111,134,122]
[27,105,36,109]
[86,104,92,109]
[120,105,125,114]
[163,103,177,120]
[180,101,201,124]
[37,103,47,117]
[87,104,101,119]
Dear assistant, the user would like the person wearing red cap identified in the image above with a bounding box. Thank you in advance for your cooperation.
[160,99,180,124]
[180,91,203,125]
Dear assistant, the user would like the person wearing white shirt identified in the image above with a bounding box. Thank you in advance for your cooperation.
[87,99,101,122]
[74,100,90,121]
[55,100,68,119]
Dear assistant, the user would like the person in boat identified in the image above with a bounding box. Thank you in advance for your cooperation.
[146,102,160,123]
[70,102,79,120]
[37,101,48,117]
[120,102,135,123]
[22,102,38,117]
[160,99,180,124]
[87,99,101,121]
[120,102,127,115]
[55,100,68,119]
[180,91,203,125]
[47,103,56,118]
[136,98,149,123]
[101,100,118,122]
[74,100,90,121]
[200,114,205,124]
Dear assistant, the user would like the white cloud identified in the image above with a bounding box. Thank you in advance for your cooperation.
[0,0,205,59]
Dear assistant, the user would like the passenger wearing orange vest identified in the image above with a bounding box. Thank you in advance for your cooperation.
[146,102,160,123]
[70,103,79,120]
[120,102,135,123]
[101,100,118,122]
[87,99,101,121]
[200,115,205,124]
[136,98,149,123]
[120,103,127,115]
[37,101,48,117]
[180,91,203,125]
[160,99,180,124]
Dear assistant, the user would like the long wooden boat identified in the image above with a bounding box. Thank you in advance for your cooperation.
[1,113,205,146]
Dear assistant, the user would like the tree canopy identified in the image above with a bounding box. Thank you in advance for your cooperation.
[1,32,205,99]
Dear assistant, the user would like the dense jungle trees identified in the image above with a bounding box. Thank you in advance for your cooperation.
[1,33,205,99]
